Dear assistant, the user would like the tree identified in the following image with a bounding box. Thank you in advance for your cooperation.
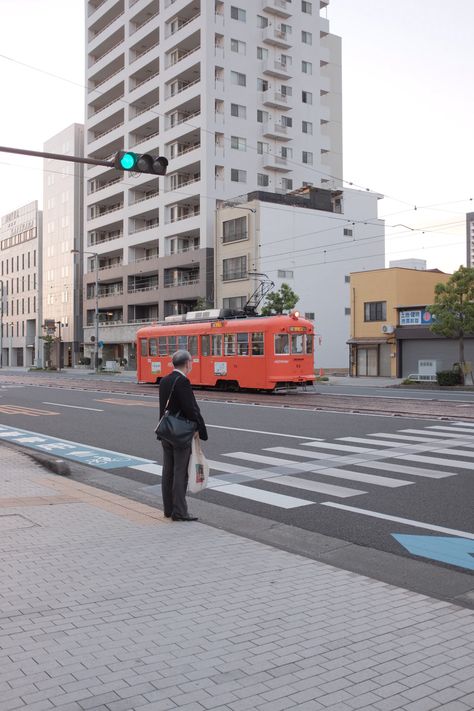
[41,334,55,369]
[261,283,299,316]
[428,266,474,383]
[191,297,211,312]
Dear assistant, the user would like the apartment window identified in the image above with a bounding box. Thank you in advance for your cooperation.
[231,6,246,21]
[257,46,268,60]
[223,255,247,281]
[231,103,246,118]
[302,151,313,165]
[364,301,387,322]
[257,78,268,91]
[231,168,247,182]
[278,270,294,278]
[257,141,268,154]
[280,23,292,34]
[302,60,312,74]
[257,109,268,123]
[231,135,247,151]
[281,85,292,96]
[231,70,246,86]
[344,275,350,283]
[223,216,247,244]
[257,173,269,187]
[281,178,293,191]
[302,1,312,13]
[302,31,312,44]
[344,228,353,236]
[256,15,268,28]
[223,296,246,310]
[302,91,313,104]
[231,38,246,54]
[345,307,351,316]
[305,312,315,320]
[281,115,292,127]
[280,146,292,158]
[302,120,313,134]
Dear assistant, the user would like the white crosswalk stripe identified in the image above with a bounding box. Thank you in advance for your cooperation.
[400,429,474,440]
[266,446,344,460]
[369,432,464,444]
[360,461,454,479]
[337,437,407,448]
[264,476,366,498]
[300,441,374,453]
[308,467,412,488]
[427,425,474,434]
[396,453,474,470]
[203,483,312,508]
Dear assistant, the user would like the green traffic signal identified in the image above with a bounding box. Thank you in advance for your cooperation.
[114,150,168,175]
[119,152,137,170]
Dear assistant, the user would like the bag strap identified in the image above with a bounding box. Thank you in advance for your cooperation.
[164,375,179,411]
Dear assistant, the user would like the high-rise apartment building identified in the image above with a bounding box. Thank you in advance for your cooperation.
[0,202,42,367]
[84,0,341,364]
[43,124,84,367]
[467,212,474,267]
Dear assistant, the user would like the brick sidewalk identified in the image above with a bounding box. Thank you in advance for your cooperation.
[1,445,473,711]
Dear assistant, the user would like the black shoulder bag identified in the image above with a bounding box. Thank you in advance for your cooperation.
[155,376,197,448]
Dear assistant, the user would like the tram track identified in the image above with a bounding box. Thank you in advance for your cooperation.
[1,374,473,422]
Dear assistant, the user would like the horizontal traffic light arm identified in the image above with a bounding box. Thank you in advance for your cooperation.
[0,145,115,168]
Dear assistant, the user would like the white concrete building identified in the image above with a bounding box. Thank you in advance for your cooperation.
[389,258,426,270]
[216,187,385,369]
[84,0,341,363]
[43,124,84,367]
[0,202,42,367]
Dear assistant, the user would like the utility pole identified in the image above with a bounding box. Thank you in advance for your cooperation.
[0,280,4,368]
[55,321,62,372]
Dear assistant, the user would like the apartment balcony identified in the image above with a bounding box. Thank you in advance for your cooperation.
[262,90,291,110]
[88,2,124,49]
[165,93,200,132]
[261,0,292,18]
[88,172,122,197]
[88,82,125,119]
[165,64,201,103]
[129,179,160,206]
[88,29,124,70]
[261,121,291,141]
[165,231,199,257]
[129,57,160,92]
[261,59,292,79]
[165,31,200,70]
[88,109,125,146]
[165,6,201,40]
[88,226,123,248]
[130,2,160,38]
[129,125,160,150]
[320,16,330,35]
[128,274,158,293]
[261,26,292,49]
[89,196,124,222]
[165,163,200,193]
[164,266,199,289]
[130,29,160,69]
[127,303,159,325]
[262,154,291,172]
[129,220,159,238]
[128,86,160,125]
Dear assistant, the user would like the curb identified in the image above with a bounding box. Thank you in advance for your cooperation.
[1,441,71,476]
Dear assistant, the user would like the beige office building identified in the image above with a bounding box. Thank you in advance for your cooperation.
[0,202,42,367]
[43,124,84,366]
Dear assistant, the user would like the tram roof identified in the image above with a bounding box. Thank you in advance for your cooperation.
[136,311,312,335]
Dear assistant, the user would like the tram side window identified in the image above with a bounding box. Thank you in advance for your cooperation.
[224,334,236,356]
[251,331,264,356]
[178,335,187,351]
[291,334,304,354]
[237,332,249,355]
[158,336,167,356]
[306,334,314,354]
[188,335,198,356]
[149,338,158,356]
[275,333,289,354]
[211,334,222,356]
[140,339,148,357]
[168,336,177,354]
[201,335,210,356]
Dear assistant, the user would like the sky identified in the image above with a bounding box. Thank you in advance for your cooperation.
[0,0,472,272]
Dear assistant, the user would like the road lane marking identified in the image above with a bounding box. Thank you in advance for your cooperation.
[96,398,157,407]
[223,451,312,468]
[433,448,474,459]
[370,433,463,444]
[308,467,412,488]
[43,402,104,412]
[204,483,312,508]
[400,429,474,440]
[301,441,374,453]
[266,446,342,460]
[206,459,256,474]
[360,461,454,479]
[338,437,409,448]
[131,463,163,476]
[265,475,366,498]
[0,404,58,416]
[206,424,323,440]
[395,453,474,470]
[320,503,474,540]
[427,425,474,434]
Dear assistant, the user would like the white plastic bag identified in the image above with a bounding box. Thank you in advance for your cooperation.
[187,434,209,493]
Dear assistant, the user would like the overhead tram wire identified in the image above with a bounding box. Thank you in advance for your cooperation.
[2,50,472,218]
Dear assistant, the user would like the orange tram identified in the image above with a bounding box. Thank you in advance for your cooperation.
[136,309,315,392]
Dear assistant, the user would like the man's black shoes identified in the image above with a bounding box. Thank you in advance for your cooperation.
[171,514,198,522]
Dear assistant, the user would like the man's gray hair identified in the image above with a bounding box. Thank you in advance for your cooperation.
[172,349,192,367]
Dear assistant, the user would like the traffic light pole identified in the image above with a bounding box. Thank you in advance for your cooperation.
[0,145,115,169]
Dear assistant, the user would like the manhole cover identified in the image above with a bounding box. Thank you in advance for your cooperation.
[0,514,38,531]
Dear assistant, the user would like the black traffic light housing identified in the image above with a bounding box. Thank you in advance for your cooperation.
[114,151,168,175]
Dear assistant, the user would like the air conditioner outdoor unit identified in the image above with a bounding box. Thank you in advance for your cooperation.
[381,324,394,334]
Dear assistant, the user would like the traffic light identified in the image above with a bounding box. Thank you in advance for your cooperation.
[114,151,168,175]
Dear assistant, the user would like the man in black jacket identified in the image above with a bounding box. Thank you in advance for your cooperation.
[159,349,208,521]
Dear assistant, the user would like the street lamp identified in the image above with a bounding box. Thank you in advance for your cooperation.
[71,248,99,373]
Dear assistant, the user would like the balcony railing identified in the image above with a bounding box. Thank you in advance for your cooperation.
[168,210,200,223]
[166,110,200,130]
[131,191,159,205]
[131,130,160,147]
[91,121,124,142]
[166,44,200,69]
[131,10,160,34]
[133,101,160,118]
[91,38,124,66]
[167,76,200,99]
[133,42,160,63]
[90,203,124,219]
[166,13,200,38]
[164,277,199,288]
[89,231,123,246]
[131,254,159,263]
[92,66,124,91]
[165,175,200,192]
[91,12,124,39]
[90,95,124,117]
[128,284,159,293]
[97,262,123,272]
[131,70,160,92]
[89,177,121,194]
[167,243,200,255]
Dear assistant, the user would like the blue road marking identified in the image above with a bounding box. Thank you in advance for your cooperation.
[392,533,474,571]
[0,424,154,470]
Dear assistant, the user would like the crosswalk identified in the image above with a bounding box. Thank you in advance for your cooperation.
[129,421,474,511]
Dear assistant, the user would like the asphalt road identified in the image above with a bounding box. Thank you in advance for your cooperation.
[1,379,473,574]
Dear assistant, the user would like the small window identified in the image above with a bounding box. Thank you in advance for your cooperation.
[306,335,314,354]
[282,178,293,191]
[364,301,387,322]
[291,334,304,355]
[275,334,289,354]
[223,216,247,243]
[302,90,313,105]
[257,46,268,60]
[178,335,187,351]
[188,335,198,356]
[231,71,246,86]
[256,14,268,28]
[257,109,268,123]
[302,120,313,135]
[140,339,148,357]
[257,173,269,187]
[224,333,236,355]
[251,332,264,356]
[344,275,350,283]
[211,334,222,356]
[302,60,312,75]
[149,338,158,356]
[278,269,294,278]
[158,336,167,355]
[302,151,313,165]
[231,135,247,151]
[231,168,247,182]
[231,103,246,118]
[345,307,351,316]
[237,332,249,355]
[302,31,312,44]
[231,6,246,21]
[281,115,292,127]
[257,78,268,91]
[302,1,312,13]
[168,335,177,353]
[201,335,210,356]
[344,228,353,236]
[230,38,246,54]
[304,312,315,320]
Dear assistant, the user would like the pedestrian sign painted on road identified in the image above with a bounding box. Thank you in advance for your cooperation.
[0,424,154,470]
[392,533,474,571]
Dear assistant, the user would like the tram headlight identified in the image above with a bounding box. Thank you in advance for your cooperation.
[290,310,300,319]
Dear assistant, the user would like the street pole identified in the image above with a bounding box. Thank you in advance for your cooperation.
[9,322,13,367]
[95,258,99,373]
[56,321,62,372]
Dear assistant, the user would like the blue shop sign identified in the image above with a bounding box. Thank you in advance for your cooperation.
[399,309,435,326]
